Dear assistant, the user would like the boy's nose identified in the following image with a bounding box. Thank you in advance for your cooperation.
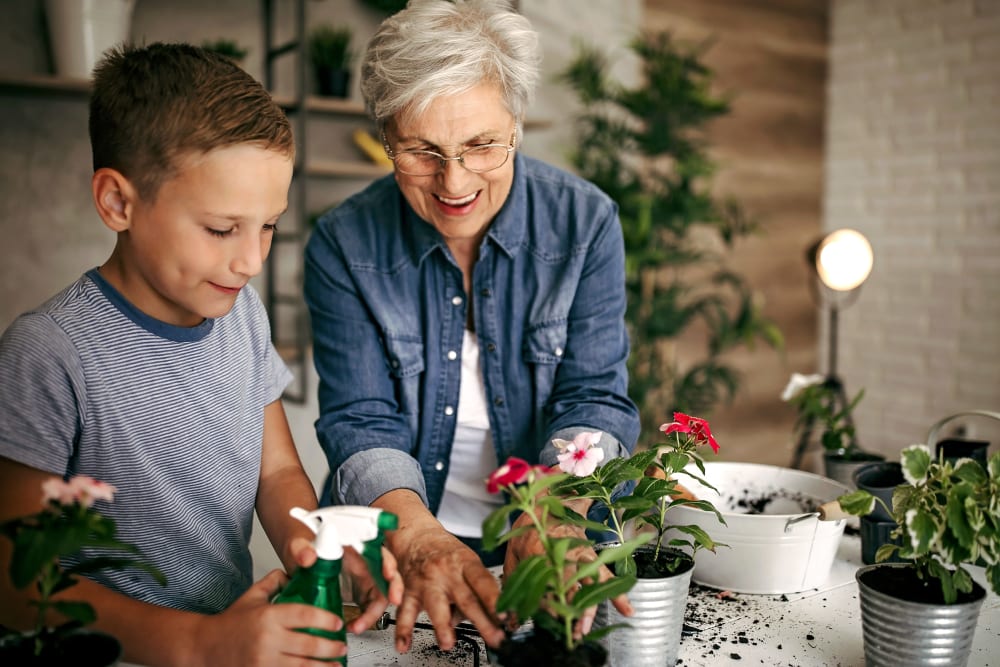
[232,235,264,277]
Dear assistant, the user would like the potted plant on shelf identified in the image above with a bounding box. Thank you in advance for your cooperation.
[308,24,355,99]
[201,38,249,64]
[837,424,1000,667]
[0,476,165,666]
[781,371,882,486]
[482,413,725,666]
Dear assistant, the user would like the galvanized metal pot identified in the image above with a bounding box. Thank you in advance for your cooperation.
[594,545,694,667]
[856,563,986,667]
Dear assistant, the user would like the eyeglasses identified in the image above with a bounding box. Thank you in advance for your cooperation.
[382,131,516,176]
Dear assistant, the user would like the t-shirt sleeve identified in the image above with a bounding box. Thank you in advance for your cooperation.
[0,312,83,474]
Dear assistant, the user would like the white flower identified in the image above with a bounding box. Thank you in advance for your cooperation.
[555,431,605,477]
[780,372,826,402]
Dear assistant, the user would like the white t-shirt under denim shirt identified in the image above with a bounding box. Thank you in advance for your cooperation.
[436,330,505,538]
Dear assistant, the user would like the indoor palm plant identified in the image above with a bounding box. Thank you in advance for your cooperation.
[837,434,1000,667]
[0,476,164,666]
[560,33,783,442]
[482,413,725,666]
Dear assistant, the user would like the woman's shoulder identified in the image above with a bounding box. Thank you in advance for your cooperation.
[520,154,612,204]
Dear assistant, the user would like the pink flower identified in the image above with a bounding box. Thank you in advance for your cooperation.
[487,457,533,494]
[660,412,720,454]
[553,431,606,477]
[42,475,117,508]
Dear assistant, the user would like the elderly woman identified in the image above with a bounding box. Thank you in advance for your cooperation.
[303,0,640,653]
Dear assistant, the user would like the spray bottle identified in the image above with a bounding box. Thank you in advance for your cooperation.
[272,506,399,664]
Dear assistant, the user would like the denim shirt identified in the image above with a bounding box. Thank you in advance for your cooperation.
[304,153,640,513]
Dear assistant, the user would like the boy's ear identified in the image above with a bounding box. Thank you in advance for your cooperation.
[92,168,136,232]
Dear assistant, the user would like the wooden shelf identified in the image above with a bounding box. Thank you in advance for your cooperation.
[307,159,392,179]
[0,72,90,95]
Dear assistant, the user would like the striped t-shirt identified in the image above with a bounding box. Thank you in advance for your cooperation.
[0,269,292,613]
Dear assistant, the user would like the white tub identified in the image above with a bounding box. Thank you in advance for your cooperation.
[663,462,849,594]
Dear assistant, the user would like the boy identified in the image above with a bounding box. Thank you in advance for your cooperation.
[0,43,400,665]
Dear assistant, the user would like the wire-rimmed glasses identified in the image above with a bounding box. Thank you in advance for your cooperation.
[382,131,516,176]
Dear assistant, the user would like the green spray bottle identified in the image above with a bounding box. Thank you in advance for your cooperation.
[272,506,399,664]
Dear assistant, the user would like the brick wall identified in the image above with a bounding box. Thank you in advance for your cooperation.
[826,0,1000,455]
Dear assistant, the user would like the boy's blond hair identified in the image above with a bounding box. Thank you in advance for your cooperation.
[89,42,294,202]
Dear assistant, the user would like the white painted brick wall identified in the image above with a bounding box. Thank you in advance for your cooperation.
[826,0,1000,454]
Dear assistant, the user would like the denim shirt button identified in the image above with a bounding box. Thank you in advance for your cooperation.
[391,359,400,368]
[445,405,455,416]
[486,343,497,353]
[435,461,445,471]
[480,288,492,297]
[554,347,564,357]
[447,350,457,360]
[494,397,504,406]
[451,295,463,306]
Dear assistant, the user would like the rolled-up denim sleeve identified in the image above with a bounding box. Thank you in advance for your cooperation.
[334,449,428,507]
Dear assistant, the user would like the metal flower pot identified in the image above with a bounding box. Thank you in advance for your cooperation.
[593,545,694,667]
[856,563,986,667]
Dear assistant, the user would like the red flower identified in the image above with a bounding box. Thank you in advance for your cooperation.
[660,412,720,454]
[486,457,533,494]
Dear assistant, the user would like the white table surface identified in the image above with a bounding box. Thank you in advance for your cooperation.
[343,534,1000,667]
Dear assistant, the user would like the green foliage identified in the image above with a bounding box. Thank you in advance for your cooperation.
[783,374,865,453]
[309,24,354,70]
[560,33,783,439]
[481,466,647,652]
[201,38,248,62]
[0,483,165,656]
[554,422,726,575]
[838,445,1000,604]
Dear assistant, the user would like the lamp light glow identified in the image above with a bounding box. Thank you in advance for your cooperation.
[815,229,873,291]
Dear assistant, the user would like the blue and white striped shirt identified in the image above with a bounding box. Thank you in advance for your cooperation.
[0,269,292,613]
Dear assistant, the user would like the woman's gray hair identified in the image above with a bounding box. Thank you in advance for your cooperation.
[361,0,540,135]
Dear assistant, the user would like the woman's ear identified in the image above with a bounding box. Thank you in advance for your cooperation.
[92,168,135,232]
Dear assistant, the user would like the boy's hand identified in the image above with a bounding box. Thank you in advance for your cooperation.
[191,569,346,666]
[342,546,404,634]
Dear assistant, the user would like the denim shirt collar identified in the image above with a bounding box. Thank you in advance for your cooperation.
[402,153,528,265]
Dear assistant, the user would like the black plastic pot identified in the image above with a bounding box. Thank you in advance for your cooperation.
[853,461,903,522]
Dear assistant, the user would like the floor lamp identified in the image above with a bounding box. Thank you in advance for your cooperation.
[790,229,874,470]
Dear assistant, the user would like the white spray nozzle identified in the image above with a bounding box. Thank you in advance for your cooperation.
[288,506,396,561]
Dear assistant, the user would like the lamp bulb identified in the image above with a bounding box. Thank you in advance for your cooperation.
[816,229,873,291]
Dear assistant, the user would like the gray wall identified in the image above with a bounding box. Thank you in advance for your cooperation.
[824,0,1000,456]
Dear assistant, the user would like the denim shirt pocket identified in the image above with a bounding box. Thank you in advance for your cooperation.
[522,320,568,416]
[383,334,424,434]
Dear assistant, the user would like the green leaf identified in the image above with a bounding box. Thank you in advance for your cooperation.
[905,509,939,555]
[837,490,876,517]
[900,445,931,484]
[481,507,510,550]
[496,555,551,619]
[953,459,987,485]
[573,574,637,609]
[945,484,976,550]
[50,600,97,626]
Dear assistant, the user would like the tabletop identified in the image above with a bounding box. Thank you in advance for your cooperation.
[344,534,1000,667]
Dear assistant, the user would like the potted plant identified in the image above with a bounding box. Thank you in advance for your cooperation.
[837,437,1000,667]
[481,459,648,666]
[560,33,783,443]
[0,476,164,666]
[482,413,725,666]
[308,24,355,98]
[781,371,883,486]
[201,38,249,64]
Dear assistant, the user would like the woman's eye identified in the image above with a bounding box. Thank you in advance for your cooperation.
[263,223,278,233]
[208,228,232,238]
